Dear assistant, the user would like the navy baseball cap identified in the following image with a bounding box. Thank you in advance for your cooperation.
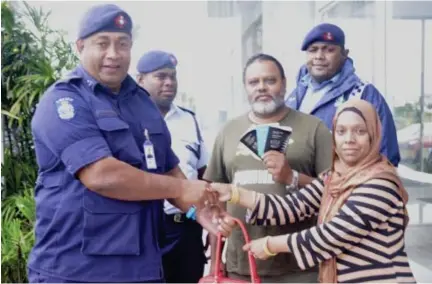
[78,4,132,39]
[301,23,345,51]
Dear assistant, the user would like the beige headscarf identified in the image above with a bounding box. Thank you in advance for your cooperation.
[317,99,409,283]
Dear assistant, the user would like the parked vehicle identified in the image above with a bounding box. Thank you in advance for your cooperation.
[398,123,432,172]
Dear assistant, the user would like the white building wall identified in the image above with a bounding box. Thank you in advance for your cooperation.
[261,1,316,95]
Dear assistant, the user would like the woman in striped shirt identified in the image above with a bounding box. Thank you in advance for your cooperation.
[210,99,415,283]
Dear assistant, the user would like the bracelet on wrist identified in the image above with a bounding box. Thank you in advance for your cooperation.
[263,236,277,257]
[186,205,197,220]
[229,184,240,204]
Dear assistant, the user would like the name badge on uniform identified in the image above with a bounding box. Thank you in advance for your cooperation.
[143,129,157,169]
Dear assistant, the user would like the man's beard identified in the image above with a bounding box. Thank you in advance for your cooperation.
[251,96,285,115]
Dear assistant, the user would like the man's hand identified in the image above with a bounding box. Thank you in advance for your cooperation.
[195,204,235,237]
[174,178,236,236]
[208,183,232,202]
[263,151,293,184]
[176,179,217,208]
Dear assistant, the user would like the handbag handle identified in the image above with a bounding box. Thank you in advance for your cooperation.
[214,218,260,283]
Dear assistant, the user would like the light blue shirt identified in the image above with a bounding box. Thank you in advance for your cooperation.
[300,72,342,91]
[299,72,342,114]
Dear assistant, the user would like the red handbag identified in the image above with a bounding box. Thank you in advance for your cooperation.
[199,218,261,283]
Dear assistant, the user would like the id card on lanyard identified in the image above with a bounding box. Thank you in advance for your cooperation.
[143,129,157,170]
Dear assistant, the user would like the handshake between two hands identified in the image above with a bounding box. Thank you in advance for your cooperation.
[181,181,280,261]
[178,151,291,259]
[182,181,236,238]
[182,150,293,235]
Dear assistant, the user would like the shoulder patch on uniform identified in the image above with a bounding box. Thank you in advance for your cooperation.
[53,75,82,90]
[56,97,75,120]
[55,75,81,85]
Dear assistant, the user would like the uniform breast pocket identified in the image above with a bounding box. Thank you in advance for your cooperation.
[81,189,143,256]
[96,117,142,167]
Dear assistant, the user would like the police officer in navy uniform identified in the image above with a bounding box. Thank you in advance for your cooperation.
[286,23,400,166]
[27,4,232,283]
[136,51,208,283]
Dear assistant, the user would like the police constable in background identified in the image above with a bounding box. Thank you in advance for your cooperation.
[136,50,208,283]
[286,23,400,166]
[27,4,232,283]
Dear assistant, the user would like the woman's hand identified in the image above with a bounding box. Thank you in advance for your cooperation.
[243,237,274,260]
[209,183,259,210]
[209,183,233,202]
[243,235,288,260]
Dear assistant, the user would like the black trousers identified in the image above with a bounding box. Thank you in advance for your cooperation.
[162,214,206,283]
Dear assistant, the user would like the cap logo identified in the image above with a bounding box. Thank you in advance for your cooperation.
[323,32,333,41]
[115,14,126,28]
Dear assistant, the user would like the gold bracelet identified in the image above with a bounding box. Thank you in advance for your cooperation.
[263,236,277,257]
[229,184,240,204]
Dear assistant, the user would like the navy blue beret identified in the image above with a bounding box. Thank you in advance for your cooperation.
[137,50,178,74]
[78,4,133,39]
[301,23,345,51]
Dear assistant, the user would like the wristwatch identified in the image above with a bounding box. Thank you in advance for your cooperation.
[285,169,299,191]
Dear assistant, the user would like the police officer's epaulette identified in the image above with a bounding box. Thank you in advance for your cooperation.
[178,106,196,116]
[178,105,203,155]
[54,75,82,88]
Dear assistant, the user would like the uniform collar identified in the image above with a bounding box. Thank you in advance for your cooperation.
[76,65,98,91]
[298,57,356,91]
[120,75,139,94]
[165,104,181,120]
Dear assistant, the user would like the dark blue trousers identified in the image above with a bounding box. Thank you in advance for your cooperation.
[161,213,206,283]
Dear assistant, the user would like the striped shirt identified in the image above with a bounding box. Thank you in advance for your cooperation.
[249,178,416,283]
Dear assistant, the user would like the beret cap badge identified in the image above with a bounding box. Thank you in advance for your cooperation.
[115,14,126,29]
[323,32,333,41]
